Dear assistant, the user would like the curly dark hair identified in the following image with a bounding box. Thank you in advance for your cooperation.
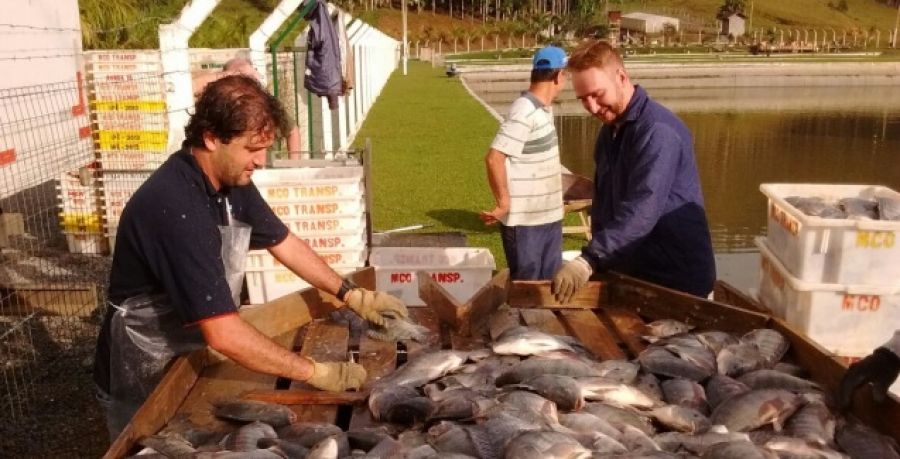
[185,74,291,147]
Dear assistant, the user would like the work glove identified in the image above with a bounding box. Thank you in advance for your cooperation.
[345,288,409,327]
[552,256,593,304]
[839,347,900,411]
[305,358,367,392]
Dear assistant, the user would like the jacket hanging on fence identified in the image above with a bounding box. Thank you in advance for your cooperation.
[304,0,342,109]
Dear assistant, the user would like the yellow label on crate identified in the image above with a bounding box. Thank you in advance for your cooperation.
[60,212,103,232]
[90,100,166,112]
[273,271,297,283]
[856,231,895,249]
[97,130,167,151]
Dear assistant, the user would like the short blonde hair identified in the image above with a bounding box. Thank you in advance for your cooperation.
[567,40,624,72]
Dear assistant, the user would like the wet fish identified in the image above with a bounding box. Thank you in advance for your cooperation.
[710,389,802,432]
[495,357,601,386]
[786,196,845,219]
[839,197,878,220]
[373,350,468,388]
[503,430,590,459]
[763,436,848,459]
[772,362,808,378]
[835,420,900,459]
[662,338,718,376]
[649,405,711,434]
[497,390,559,422]
[738,369,821,393]
[138,433,198,459]
[583,403,655,435]
[783,400,835,447]
[654,431,751,455]
[307,436,339,459]
[558,412,621,439]
[662,378,709,414]
[578,377,663,409]
[696,331,739,355]
[517,374,585,411]
[346,426,393,452]
[277,422,343,446]
[878,196,900,221]
[492,326,576,356]
[589,431,628,455]
[593,360,641,384]
[742,329,790,366]
[619,424,662,452]
[222,421,278,452]
[645,319,694,338]
[367,310,430,343]
[705,374,750,410]
[717,343,766,377]
[257,438,308,459]
[194,448,289,458]
[368,384,435,424]
[428,422,492,459]
[639,346,713,381]
[430,388,493,421]
[701,440,779,458]
[212,399,297,427]
[635,372,664,402]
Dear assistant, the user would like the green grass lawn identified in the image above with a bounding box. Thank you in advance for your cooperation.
[353,61,588,269]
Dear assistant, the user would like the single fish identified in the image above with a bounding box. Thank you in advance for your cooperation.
[701,440,779,458]
[635,371,664,402]
[710,389,802,432]
[589,431,628,455]
[592,360,640,384]
[211,398,297,427]
[497,390,560,422]
[257,438,309,459]
[763,436,848,459]
[772,362,807,378]
[662,378,709,414]
[619,424,662,452]
[835,420,900,459]
[786,196,844,219]
[583,403,655,435]
[516,374,585,411]
[645,319,694,338]
[696,331,740,355]
[492,326,576,356]
[307,436,339,459]
[705,374,750,410]
[579,377,663,410]
[222,421,278,452]
[717,343,766,377]
[648,405,711,434]
[373,350,468,388]
[138,433,197,459]
[738,369,821,393]
[639,346,713,381]
[368,384,435,424]
[503,430,590,459]
[367,310,430,343]
[653,431,751,455]
[495,357,601,386]
[784,400,835,447]
[558,412,621,439]
[741,329,790,366]
[346,426,393,452]
[663,338,718,376]
[839,197,878,220]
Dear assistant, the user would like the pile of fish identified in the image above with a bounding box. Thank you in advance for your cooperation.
[785,195,900,221]
[131,320,900,459]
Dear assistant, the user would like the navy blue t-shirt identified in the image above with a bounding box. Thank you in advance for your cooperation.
[583,85,716,297]
[94,147,289,392]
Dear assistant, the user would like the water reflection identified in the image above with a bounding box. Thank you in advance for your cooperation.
[553,91,900,253]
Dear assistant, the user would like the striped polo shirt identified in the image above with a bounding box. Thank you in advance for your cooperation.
[490,92,563,227]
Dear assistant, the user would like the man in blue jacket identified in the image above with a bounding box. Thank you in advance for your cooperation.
[552,40,716,302]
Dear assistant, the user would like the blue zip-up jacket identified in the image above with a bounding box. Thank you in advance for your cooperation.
[582,85,715,297]
[304,0,342,106]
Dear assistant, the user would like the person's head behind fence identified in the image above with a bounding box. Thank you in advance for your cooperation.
[185,75,290,148]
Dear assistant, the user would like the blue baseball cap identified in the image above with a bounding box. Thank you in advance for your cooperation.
[532,46,567,70]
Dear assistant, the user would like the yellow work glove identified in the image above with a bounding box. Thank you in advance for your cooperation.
[552,256,593,304]
[305,359,367,392]
[344,288,409,327]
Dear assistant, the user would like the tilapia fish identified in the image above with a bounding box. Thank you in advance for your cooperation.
[784,400,835,447]
[212,398,297,427]
[717,342,766,377]
[648,405,710,434]
[645,319,694,339]
[503,430,591,459]
[701,440,779,458]
[710,389,802,432]
[786,196,845,219]
[835,420,900,459]
[367,310,430,343]
[491,326,578,356]
[741,329,789,366]
[495,357,601,386]
[705,374,750,410]
[515,374,585,411]
[373,350,468,388]
[221,421,277,452]
[368,384,435,424]
[662,377,709,414]
[639,346,713,381]
[738,369,821,393]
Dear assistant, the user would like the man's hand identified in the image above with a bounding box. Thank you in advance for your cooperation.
[479,204,509,225]
[305,359,367,392]
[839,347,900,411]
[552,256,593,304]
[345,288,409,326]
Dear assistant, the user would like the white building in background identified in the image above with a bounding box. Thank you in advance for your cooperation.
[0,0,90,198]
[621,12,681,35]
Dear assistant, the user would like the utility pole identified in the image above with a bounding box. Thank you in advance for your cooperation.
[402,0,408,74]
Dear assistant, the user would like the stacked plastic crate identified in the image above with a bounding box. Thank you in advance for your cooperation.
[57,167,106,254]
[244,166,369,304]
[756,183,900,361]
[85,51,168,253]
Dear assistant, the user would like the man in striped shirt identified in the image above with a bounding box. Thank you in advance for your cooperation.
[481,46,567,280]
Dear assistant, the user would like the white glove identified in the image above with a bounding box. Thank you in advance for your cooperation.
[552,256,593,304]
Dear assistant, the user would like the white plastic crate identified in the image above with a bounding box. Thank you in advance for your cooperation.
[756,237,900,357]
[281,215,367,236]
[252,166,363,186]
[246,266,359,305]
[760,183,900,286]
[100,173,149,228]
[58,171,102,212]
[256,179,364,202]
[246,246,368,270]
[64,232,109,255]
[370,247,496,306]
[98,151,167,170]
[267,197,365,219]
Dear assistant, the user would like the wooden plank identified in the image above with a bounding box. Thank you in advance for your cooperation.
[0,283,98,317]
[103,350,208,459]
[519,309,568,335]
[601,308,647,357]
[769,319,900,442]
[239,289,315,340]
[464,269,509,336]
[349,335,398,430]
[263,267,377,319]
[489,307,521,341]
[421,270,508,336]
[608,274,769,333]
[508,280,603,309]
[241,389,368,405]
[405,307,441,359]
[557,310,626,360]
[450,330,487,351]
[713,280,767,313]
[419,271,465,332]
[290,321,351,424]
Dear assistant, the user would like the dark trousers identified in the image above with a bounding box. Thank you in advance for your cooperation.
[500,221,563,280]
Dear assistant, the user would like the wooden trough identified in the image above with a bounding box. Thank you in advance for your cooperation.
[104,268,900,458]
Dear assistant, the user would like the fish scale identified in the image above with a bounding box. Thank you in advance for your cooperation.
[784,401,835,446]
